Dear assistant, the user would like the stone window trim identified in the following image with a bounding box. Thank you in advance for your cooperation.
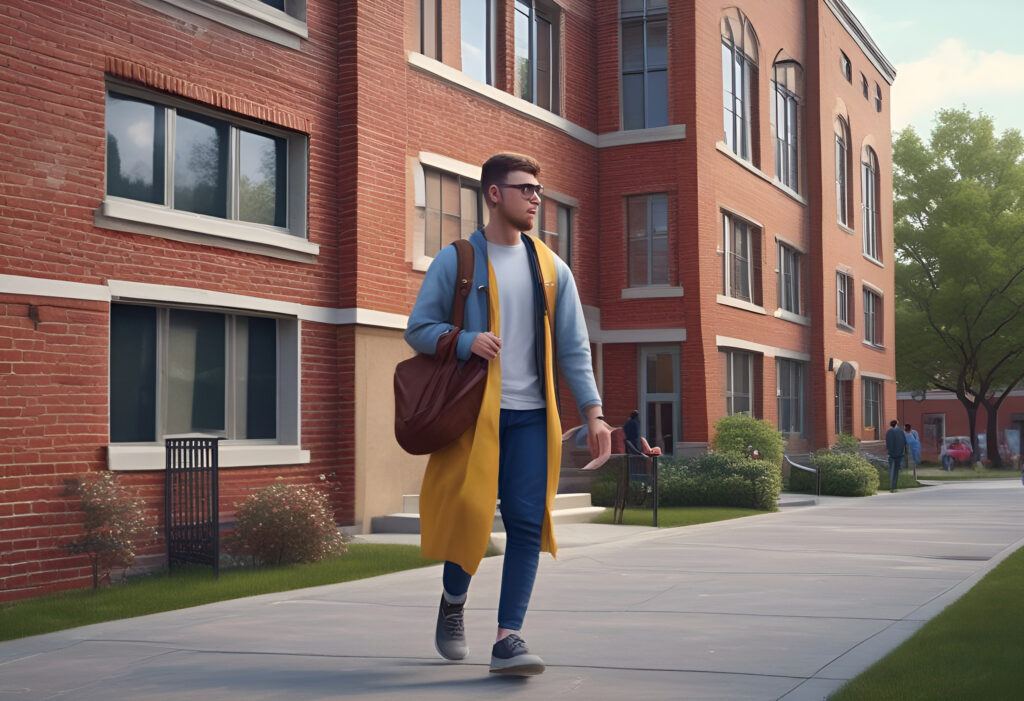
[137,0,308,50]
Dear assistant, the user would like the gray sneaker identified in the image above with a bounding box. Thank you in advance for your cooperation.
[489,633,545,676]
[434,595,468,661]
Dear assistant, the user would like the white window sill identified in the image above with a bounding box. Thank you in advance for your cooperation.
[108,443,311,471]
[838,222,856,236]
[714,142,808,206]
[837,321,855,333]
[97,197,319,262]
[863,253,885,268]
[863,340,886,351]
[598,125,687,148]
[411,255,434,273]
[145,0,308,49]
[621,286,684,300]
[716,294,767,315]
[774,308,811,326]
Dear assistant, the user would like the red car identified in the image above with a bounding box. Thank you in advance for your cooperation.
[942,438,973,463]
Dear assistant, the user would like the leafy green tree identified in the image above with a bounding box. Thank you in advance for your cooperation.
[894,109,1024,467]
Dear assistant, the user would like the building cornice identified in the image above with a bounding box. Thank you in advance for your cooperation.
[825,0,897,85]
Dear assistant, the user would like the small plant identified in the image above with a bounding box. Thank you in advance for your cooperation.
[711,414,784,468]
[227,479,346,567]
[65,473,157,589]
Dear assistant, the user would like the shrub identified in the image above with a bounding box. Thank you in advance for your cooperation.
[65,473,157,589]
[831,434,861,454]
[593,452,782,512]
[227,480,346,566]
[876,465,919,491]
[711,414,784,468]
[790,451,879,496]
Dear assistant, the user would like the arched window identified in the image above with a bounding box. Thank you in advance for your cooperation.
[773,58,802,191]
[721,9,759,162]
[834,117,851,226]
[862,146,880,260]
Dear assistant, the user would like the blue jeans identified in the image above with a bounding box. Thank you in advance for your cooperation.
[888,455,902,489]
[443,408,548,631]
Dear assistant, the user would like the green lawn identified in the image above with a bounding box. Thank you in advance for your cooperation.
[592,506,763,528]
[0,544,437,643]
[831,545,1024,700]
[915,466,1021,480]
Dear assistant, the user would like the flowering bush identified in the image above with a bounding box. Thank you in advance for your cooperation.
[65,472,157,589]
[227,479,346,566]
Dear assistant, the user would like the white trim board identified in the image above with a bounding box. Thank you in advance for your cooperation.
[716,335,811,362]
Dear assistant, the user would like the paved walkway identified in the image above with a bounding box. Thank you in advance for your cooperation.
[2,480,1022,700]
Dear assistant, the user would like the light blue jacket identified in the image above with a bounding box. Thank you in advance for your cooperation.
[404,229,602,420]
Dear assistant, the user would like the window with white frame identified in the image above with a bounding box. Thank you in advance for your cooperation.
[724,349,754,416]
[723,211,757,303]
[835,117,851,226]
[417,167,486,258]
[862,147,881,260]
[874,83,883,113]
[837,271,854,327]
[627,194,669,286]
[839,51,852,82]
[621,0,668,130]
[772,60,801,191]
[863,287,882,346]
[514,0,561,114]
[110,303,296,444]
[863,378,882,439]
[540,199,572,266]
[777,358,805,435]
[778,242,801,314]
[461,0,497,84]
[420,0,441,59]
[721,9,759,162]
[105,87,307,238]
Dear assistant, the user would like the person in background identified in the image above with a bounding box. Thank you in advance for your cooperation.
[885,420,907,493]
[904,423,921,477]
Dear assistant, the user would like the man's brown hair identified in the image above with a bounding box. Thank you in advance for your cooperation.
[481,153,541,202]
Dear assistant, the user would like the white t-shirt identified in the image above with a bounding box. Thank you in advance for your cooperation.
[487,240,545,410]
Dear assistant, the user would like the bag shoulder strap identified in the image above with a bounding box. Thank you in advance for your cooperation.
[450,239,475,327]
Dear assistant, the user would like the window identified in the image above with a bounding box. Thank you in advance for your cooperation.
[860,73,868,98]
[540,199,572,265]
[837,272,854,327]
[105,89,303,236]
[835,378,852,435]
[418,167,486,258]
[723,211,760,304]
[621,0,668,130]
[515,0,561,114]
[627,194,669,286]
[461,0,496,84]
[111,304,287,443]
[721,9,759,162]
[863,378,882,440]
[773,60,801,190]
[641,346,679,455]
[862,147,881,260]
[778,243,801,314]
[835,117,851,226]
[863,288,882,346]
[777,358,805,436]
[420,0,441,59]
[724,350,754,416]
[874,83,883,112]
[840,51,851,82]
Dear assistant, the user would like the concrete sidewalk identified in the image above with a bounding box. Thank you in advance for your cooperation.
[2,480,1022,700]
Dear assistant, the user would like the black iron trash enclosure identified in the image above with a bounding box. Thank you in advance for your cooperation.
[164,436,221,576]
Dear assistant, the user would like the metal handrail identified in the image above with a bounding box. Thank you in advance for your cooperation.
[784,454,820,501]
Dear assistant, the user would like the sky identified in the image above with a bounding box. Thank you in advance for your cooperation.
[843,0,1024,140]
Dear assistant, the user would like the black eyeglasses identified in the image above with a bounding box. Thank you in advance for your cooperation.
[496,183,544,199]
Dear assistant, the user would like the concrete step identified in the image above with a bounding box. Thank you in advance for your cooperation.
[373,494,602,534]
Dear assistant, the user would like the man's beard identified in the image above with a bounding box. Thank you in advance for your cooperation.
[506,210,534,232]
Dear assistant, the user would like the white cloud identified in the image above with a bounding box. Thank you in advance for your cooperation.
[892,38,1024,134]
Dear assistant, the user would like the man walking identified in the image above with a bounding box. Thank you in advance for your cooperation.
[405,153,609,676]
[885,419,907,492]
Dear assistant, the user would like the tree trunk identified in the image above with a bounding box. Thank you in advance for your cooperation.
[959,396,980,464]
[983,397,1003,469]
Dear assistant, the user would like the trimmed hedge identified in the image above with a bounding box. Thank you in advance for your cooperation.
[790,452,879,496]
[711,414,785,468]
[591,452,782,512]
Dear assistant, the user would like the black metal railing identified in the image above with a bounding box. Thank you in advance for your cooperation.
[165,436,221,576]
[784,453,819,501]
[615,443,660,527]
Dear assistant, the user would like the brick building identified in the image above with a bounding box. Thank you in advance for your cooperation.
[1,0,895,600]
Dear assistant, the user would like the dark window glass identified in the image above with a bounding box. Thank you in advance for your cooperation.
[110,304,157,442]
[174,111,229,218]
[106,93,165,204]
[239,129,287,228]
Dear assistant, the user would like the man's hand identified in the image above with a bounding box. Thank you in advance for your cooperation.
[585,406,611,462]
[470,332,502,360]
